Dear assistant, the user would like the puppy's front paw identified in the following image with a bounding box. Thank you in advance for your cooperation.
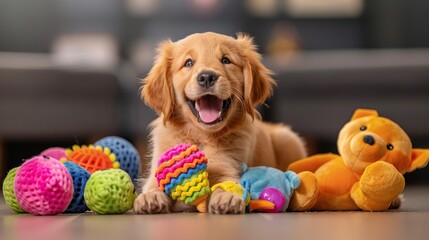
[208,189,245,214]
[133,189,171,214]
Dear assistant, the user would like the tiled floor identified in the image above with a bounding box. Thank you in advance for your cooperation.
[1,187,429,240]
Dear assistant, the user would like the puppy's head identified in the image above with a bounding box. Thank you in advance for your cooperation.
[142,32,275,132]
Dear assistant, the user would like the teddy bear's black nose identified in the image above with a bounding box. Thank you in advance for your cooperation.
[363,135,375,145]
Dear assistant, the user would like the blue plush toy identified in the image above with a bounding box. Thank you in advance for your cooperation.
[241,164,300,212]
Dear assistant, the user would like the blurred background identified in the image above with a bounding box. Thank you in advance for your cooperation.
[1,0,429,188]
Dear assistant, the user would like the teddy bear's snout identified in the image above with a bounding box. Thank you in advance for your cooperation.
[363,135,375,145]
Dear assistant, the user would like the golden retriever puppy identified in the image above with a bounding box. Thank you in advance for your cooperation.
[134,32,306,214]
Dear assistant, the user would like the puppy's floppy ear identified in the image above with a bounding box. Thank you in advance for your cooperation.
[141,40,175,125]
[236,33,276,119]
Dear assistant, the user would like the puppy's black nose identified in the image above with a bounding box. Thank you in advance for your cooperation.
[363,135,375,145]
[197,71,218,88]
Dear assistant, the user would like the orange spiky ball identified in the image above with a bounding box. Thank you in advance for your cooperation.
[63,145,119,174]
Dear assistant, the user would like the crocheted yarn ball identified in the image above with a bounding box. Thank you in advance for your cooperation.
[156,144,210,212]
[40,147,66,160]
[63,161,91,213]
[84,169,135,214]
[2,167,25,213]
[94,136,141,183]
[14,156,74,215]
[64,145,119,174]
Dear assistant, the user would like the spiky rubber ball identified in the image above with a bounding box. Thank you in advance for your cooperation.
[14,155,74,215]
[84,169,135,214]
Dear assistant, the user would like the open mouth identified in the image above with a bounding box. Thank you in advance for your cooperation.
[186,95,232,125]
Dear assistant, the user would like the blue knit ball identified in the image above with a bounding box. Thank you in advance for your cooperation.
[94,136,141,183]
[63,161,91,213]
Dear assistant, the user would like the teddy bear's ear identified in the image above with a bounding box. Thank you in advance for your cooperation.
[351,109,379,121]
[407,149,429,172]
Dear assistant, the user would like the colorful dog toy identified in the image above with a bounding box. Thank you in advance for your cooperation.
[64,145,119,174]
[40,147,67,160]
[94,136,141,183]
[14,155,74,215]
[63,161,91,213]
[241,165,301,212]
[156,144,210,212]
[2,167,25,213]
[84,168,136,214]
[2,136,142,215]
[210,180,286,213]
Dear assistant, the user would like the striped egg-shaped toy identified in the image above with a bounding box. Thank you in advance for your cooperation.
[156,144,210,212]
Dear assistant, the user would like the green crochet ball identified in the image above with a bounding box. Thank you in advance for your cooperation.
[2,167,25,213]
[84,169,136,214]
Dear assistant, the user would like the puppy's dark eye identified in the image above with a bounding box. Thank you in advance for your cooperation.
[360,126,367,131]
[387,144,394,150]
[184,59,193,67]
[221,57,231,64]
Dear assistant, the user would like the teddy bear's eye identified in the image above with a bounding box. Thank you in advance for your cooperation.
[360,126,367,131]
[387,144,394,150]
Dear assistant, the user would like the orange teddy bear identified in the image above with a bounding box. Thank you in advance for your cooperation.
[288,109,429,211]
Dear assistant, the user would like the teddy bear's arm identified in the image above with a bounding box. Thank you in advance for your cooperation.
[288,153,339,173]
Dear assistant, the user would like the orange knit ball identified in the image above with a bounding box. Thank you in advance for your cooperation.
[63,145,119,174]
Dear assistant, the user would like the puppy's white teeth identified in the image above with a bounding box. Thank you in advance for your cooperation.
[195,101,200,112]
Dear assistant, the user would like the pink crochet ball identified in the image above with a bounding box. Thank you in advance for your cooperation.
[40,147,66,160]
[14,155,74,215]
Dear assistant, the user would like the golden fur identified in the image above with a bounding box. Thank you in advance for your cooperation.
[134,32,307,214]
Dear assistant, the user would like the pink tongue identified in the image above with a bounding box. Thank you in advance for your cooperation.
[198,96,222,123]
